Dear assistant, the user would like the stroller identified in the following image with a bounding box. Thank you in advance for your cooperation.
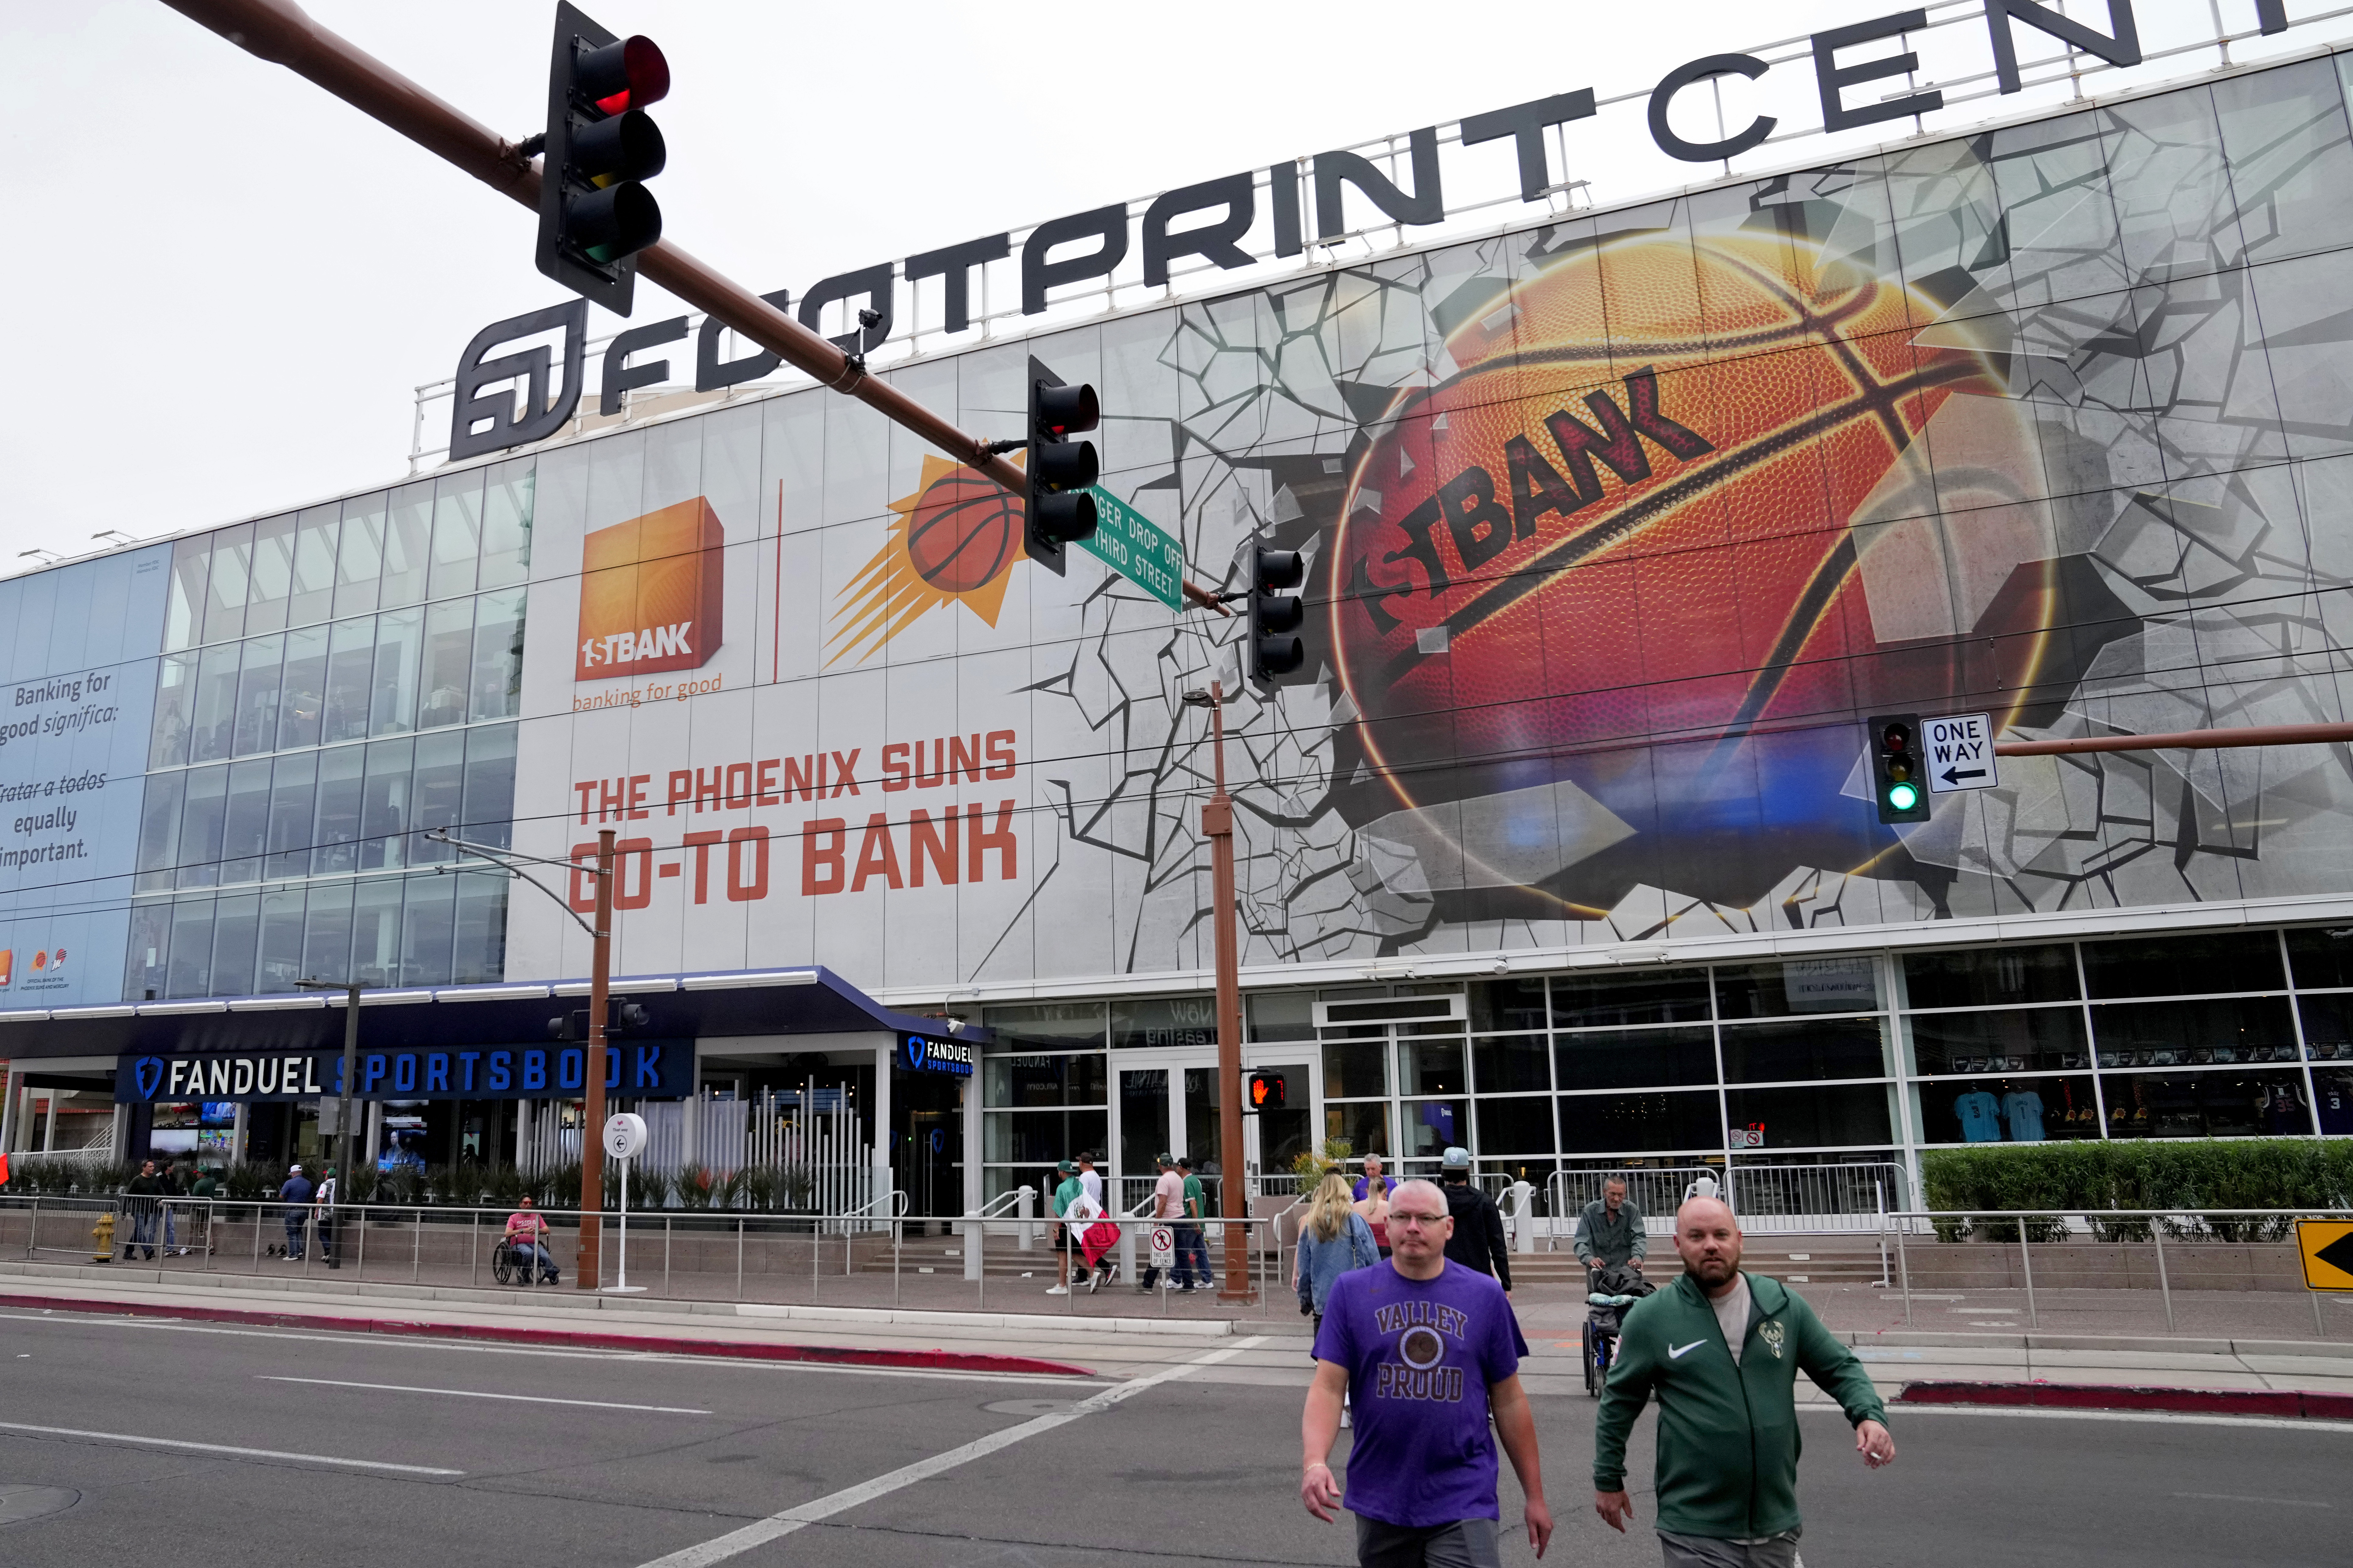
[1582,1263,1655,1396]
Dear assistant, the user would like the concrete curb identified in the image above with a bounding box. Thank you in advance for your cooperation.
[0,1260,1232,1338]
[0,1288,1100,1377]
[1842,1328,2353,1359]
[1897,1380,2353,1418]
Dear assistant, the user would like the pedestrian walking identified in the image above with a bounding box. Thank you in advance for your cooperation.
[1139,1153,1184,1291]
[1593,1196,1895,1566]
[158,1159,185,1256]
[1350,1153,1389,1203]
[1301,1177,1551,1565]
[277,1164,312,1261]
[123,1161,163,1261]
[1436,1147,1512,1293]
[1076,1152,1104,1211]
[1061,1175,1112,1292]
[1046,1159,1082,1295]
[1574,1178,1647,1277]
[1173,1154,1211,1291]
[1293,1173,1378,1347]
[314,1165,341,1269]
[1355,1170,1393,1260]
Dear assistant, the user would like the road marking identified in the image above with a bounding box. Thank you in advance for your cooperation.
[260,1376,712,1414]
[0,1311,1110,1387]
[0,1420,462,1475]
[635,1336,1267,1568]
[1668,1340,1705,1359]
[2174,1492,2331,1507]
[1882,1406,2353,1434]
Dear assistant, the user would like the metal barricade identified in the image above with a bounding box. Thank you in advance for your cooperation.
[1545,1168,1712,1249]
[1724,1162,1910,1233]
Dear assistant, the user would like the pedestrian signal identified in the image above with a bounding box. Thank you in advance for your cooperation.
[1247,1070,1287,1111]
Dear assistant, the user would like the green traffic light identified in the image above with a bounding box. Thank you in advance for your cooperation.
[1887,781,1921,812]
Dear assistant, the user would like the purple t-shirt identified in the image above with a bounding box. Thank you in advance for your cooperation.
[1312,1258,1527,1527]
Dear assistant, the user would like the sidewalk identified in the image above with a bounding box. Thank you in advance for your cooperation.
[5,1257,2351,1412]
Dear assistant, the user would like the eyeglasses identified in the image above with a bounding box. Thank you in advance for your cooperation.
[1389,1209,1447,1227]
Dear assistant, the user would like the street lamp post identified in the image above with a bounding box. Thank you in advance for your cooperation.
[425,825,617,1291]
[294,979,364,1190]
[1183,682,1256,1305]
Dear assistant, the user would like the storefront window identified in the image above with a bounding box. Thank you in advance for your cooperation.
[1552,967,1710,1027]
[2081,931,2285,998]
[1916,1074,2100,1144]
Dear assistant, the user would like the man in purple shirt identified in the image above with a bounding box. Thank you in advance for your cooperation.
[1302,1178,1552,1566]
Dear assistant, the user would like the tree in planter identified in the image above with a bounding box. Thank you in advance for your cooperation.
[1290,1138,1353,1189]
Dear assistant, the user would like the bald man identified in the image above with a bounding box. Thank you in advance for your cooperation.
[1592,1197,1894,1568]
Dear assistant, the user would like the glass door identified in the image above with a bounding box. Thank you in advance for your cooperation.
[1115,1066,1170,1215]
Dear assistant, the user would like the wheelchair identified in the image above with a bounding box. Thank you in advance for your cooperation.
[492,1237,558,1286]
[1581,1263,1655,1396]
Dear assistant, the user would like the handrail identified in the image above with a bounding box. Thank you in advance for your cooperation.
[970,1185,1034,1220]
[1884,1205,2353,1219]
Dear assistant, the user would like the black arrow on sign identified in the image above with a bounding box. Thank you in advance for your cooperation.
[1940,766,1988,786]
[2317,1228,2353,1279]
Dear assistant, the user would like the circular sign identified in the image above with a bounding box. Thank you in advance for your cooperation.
[1399,1326,1446,1371]
[1151,1226,1175,1256]
[602,1111,648,1160]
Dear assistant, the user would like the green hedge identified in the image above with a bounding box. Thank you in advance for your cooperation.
[1921,1140,2353,1242]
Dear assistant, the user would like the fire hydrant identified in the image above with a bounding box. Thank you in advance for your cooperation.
[92,1211,116,1262]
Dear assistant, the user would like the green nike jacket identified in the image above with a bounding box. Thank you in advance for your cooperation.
[1592,1272,1887,1540]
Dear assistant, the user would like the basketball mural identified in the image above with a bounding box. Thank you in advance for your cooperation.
[492,54,2353,989]
[828,454,1028,666]
[1330,231,2053,912]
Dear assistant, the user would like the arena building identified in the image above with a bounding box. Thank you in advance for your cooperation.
[6,4,2353,1226]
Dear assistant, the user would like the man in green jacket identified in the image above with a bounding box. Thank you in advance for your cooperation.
[1593,1197,1894,1566]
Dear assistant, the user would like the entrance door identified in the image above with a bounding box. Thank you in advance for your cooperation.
[1115,1064,1175,1216]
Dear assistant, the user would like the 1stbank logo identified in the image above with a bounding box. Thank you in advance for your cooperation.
[576,498,726,681]
[0,948,10,988]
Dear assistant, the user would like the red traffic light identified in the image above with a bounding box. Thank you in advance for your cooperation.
[1880,721,1911,752]
[579,34,669,114]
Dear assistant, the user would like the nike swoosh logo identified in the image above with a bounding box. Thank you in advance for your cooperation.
[1668,1340,1706,1359]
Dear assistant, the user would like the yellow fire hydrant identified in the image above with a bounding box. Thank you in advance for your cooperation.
[92,1211,116,1262]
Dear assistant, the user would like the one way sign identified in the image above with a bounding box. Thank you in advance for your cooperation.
[1923,712,2000,794]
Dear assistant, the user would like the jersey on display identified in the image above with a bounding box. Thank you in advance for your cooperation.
[1999,1088,2044,1142]
[1953,1090,2004,1143]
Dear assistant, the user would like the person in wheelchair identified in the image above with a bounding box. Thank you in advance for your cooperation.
[502,1195,559,1284]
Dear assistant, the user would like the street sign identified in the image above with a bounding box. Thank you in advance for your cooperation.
[1151,1225,1176,1272]
[1923,712,2000,794]
[1076,488,1186,610]
[2298,1218,2353,1290]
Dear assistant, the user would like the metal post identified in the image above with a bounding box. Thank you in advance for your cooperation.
[2150,1225,2173,1333]
[1896,1221,1912,1327]
[2317,1287,2329,1338]
[355,1206,366,1277]
[1188,682,1255,1305]
[893,1221,901,1307]
[338,985,360,1205]
[250,1202,260,1271]
[412,1207,421,1283]
[735,1214,744,1301]
[663,1215,671,1298]
[2018,1217,2036,1330]
[470,1210,479,1288]
[26,1199,36,1260]
[579,828,615,1291]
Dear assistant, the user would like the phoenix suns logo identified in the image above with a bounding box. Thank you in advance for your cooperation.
[829,456,1027,666]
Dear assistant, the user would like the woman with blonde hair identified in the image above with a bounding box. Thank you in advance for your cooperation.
[1294,1171,1379,1329]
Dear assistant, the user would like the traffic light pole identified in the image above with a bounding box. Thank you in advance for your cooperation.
[578,828,615,1290]
[1187,683,1256,1305]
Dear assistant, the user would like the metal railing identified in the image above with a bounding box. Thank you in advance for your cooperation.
[1880,1206,2353,1337]
[0,1193,1293,1322]
[1545,1169,1715,1247]
[1542,1163,1910,1245]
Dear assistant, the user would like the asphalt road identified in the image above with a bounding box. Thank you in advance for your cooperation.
[0,1307,2343,1567]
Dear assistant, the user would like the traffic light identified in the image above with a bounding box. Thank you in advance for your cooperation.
[1869,712,1929,825]
[536,3,671,316]
[1024,356,1100,575]
[1247,1069,1287,1112]
[1245,547,1305,686]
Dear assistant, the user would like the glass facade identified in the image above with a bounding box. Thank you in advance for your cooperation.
[121,462,529,996]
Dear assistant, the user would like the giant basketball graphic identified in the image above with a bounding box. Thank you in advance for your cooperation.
[1330,231,2054,908]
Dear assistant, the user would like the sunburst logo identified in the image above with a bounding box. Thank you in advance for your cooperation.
[828,455,1027,666]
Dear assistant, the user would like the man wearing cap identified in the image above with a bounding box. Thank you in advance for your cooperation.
[1174,1154,1211,1293]
[276,1164,312,1261]
[1139,1153,1184,1291]
[1047,1160,1082,1295]
[1438,1147,1512,1293]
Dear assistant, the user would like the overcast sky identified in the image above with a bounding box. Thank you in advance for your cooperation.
[1,0,2314,572]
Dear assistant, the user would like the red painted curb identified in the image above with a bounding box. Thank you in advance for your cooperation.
[1898,1381,2350,1419]
[0,1290,1098,1379]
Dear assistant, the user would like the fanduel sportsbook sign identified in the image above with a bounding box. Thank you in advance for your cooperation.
[454,1,2272,461]
[114,1041,693,1103]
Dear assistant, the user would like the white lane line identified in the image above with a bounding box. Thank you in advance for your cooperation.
[2175,1492,2331,1507]
[1889,1405,2353,1434]
[260,1376,712,1414]
[0,1420,463,1476]
[0,1311,1114,1387]
[636,1335,1267,1568]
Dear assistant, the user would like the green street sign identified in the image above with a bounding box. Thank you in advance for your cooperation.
[1076,487,1185,610]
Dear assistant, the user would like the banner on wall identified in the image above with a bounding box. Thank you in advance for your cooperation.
[496,54,2353,994]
